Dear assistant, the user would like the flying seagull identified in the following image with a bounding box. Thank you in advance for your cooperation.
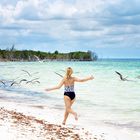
[34,55,40,61]
[10,81,19,87]
[54,72,63,78]
[22,70,39,77]
[32,80,40,84]
[115,71,129,81]
[34,55,44,63]
[10,79,28,87]
[19,79,28,84]
[0,80,6,86]
[22,70,31,76]
[26,78,40,84]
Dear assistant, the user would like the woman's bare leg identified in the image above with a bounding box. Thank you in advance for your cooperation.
[62,98,75,125]
[62,96,77,124]
[62,110,69,125]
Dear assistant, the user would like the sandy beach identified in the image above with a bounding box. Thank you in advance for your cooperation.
[0,100,140,140]
[0,101,105,140]
[0,108,84,140]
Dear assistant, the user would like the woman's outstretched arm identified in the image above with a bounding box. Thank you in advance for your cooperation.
[45,79,64,91]
[74,75,94,82]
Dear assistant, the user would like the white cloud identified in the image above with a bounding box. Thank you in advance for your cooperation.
[0,0,140,56]
[45,0,77,18]
[0,4,15,23]
[14,0,43,20]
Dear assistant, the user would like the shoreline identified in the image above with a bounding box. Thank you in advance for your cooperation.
[1,58,140,61]
[0,100,140,140]
[0,107,83,140]
[0,101,102,140]
[0,59,95,62]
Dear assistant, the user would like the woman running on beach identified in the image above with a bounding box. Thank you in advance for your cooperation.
[45,67,94,125]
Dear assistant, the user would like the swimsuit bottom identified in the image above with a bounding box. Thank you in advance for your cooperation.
[64,92,75,100]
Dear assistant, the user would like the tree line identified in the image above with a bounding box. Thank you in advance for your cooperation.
[0,46,98,61]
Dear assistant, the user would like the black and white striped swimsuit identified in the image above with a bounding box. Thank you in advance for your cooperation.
[64,85,75,100]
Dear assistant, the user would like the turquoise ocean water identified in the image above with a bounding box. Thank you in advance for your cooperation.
[0,59,140,136]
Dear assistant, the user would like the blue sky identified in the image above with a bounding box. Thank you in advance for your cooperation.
[0,0,140,58]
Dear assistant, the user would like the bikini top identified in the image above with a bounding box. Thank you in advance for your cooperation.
[64,85,74,92]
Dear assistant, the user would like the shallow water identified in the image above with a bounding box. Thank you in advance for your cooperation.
[0,59,140,136]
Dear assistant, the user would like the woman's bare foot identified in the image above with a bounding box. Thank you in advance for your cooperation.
[62,121,66,125]
[74,113,78,121]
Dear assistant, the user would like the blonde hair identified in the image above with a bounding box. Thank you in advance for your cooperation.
[66,67,73,79]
